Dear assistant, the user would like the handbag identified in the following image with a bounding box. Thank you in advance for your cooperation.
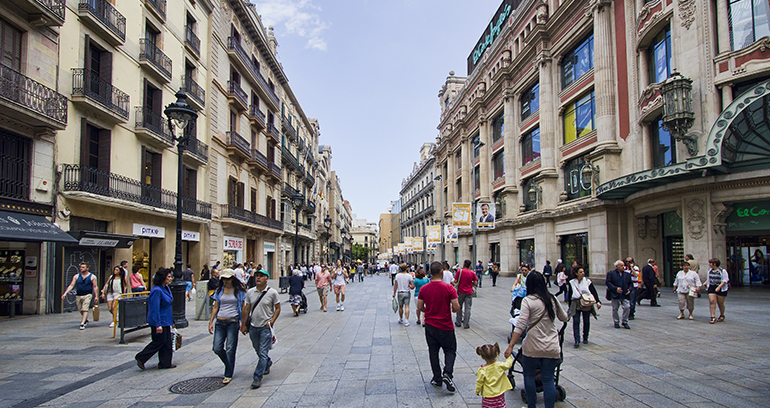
[171,327,182,351]
[472,286,478,298]
[580,293,596,308]
[688,287,697,298]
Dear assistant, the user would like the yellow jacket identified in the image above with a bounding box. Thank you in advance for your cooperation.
[475,356,513,397]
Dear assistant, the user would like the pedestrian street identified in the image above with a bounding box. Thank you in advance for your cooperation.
[0,273,768,408]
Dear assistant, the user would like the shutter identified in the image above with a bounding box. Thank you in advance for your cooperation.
[237,182,244,208]
[271,198,276,219]
[80,119,89,166]
[151,152,161,188]
[251,188,257,213]
[0,20,22,71]
[141,146,148,184]
[152,86,162,118]
[84,35,91,72]
[100,50,112,84]
[97,129,111,173]
[228,177,235,205]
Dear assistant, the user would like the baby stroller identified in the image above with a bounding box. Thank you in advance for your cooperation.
[298,292,308,314]
[508,293,527,344]
[507,321,568,402]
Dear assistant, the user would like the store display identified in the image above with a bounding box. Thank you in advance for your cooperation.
[0,250,24,316]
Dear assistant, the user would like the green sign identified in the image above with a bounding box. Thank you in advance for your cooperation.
[727,201,770,232]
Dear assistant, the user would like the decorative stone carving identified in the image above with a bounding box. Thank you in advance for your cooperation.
[536,1,549,24]
[679,0,696,30]
[637,217,647,239]
[712,202,733,235]
[559,191,568,202]
[686,198,705,239]
[648,216,659,238]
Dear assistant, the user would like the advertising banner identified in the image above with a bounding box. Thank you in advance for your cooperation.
[445,225,458,243]
[477,202,496,229]
[452,203,472,228]
[405,237,414,253]
[413,237,424,252]
[427,225,441,244]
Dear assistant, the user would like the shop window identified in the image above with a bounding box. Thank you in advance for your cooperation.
[472,134,481,158]
[519,239,535,267]
[492,150,504,180]
[491,113,504,143]
[564,155,592,200]
[561,35,594,89]
[651,117,676,167]
[729,0,770,51]
[522,127,541,165]
[560,232,589,275]
[521,82,540,120]
[0,130,30,200]
[522,177,537,211]
[0,18,22,71]
[649,26,672,84]
[563,91,595,144]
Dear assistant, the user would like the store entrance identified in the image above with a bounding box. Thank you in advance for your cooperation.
[662,236,684,287]
[727,235,769,287]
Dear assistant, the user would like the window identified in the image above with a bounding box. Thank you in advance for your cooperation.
[141,147,162,202]
[491,113,504,143]
[227,177,244,207]
[183,167,197,199]
[80,121,111,173]
[0,18,22,71]
[561,35,594,89]
[522,127,541,165]
[492,150,504,180]
[456,150,462,170]
[564,155,592,200]
[651,117,676,167]
[563,91,595,144]
[474,165,480,194]
[522,177,536,211]
[251,187,257,213]
[0,129,30,200]
[521,83,540,120]
[456,178,462,200]
[649,27,672,84]
[729,0,770,50]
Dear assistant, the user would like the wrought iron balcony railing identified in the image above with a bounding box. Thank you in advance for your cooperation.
[135,106,173,143]
[249,104,266,126]
[221,204,282,230]
[144,0,166,20]
[225,131,250,156]
[185,25,200,57]
[34,0,66,21]
[283,182,298,197]
[71,68,129,119]
[227,81,248,107]
[184,137,208,163]
[226,36,280,107]
[139,39,172,80]
[182,75,204,107]
[269,162,281,179]
[266,122,279,139]
[281,145,299,170]
[78,0,126,42]
[0,63,67,126]
[251,148,269,169]
[61,164,211,219]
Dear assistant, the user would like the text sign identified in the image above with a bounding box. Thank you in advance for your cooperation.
[467,0,518,75]
[133,223,165,238]
[182,231,200,241]
[224,236,244,251]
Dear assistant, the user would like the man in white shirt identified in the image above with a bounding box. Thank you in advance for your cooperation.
[389,262,399,286]
[393,264,414,326]
[234,264,247,285]
[441,261,454,284]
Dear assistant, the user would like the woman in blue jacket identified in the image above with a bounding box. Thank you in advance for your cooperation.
[135,268,175,370]
[208,269,247,384]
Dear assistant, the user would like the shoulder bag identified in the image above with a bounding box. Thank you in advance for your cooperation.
[580,293,596,308]
[245,289,269,327]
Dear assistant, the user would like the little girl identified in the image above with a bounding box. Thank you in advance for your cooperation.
[475,343,513,408]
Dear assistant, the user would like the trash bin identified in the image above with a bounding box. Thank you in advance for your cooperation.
[118,296,148,329]
[279,276,290,293]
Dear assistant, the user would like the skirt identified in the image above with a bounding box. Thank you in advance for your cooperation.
[481,393,506,408]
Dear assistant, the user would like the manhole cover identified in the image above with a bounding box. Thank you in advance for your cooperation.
[169,377,226,394]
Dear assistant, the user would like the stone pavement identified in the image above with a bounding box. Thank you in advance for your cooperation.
[0,273,769,408]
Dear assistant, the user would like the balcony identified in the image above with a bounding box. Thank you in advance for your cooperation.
[134,106,173,147]
[283,182,298,198]
[226,37,280,110]
[77,0,126,46]
[183,137,208,165]
[266,122,279,143]
[221,204,282,231]
[248,104,266,129]
[181,75,205,111]
[71,68,129,123]
[281,145,298,170]
[282,116,297,141]
[139,39,172,82]
[61,164,211,219]
[268,162,282,182]
[303,175,315,188]
[226,81,247,111]
[249,148,269,172]
[296,165,305,180]
[185,26,200,59]
[8,0,65,26]
[144,0,165,21]
[225,131,250,160]
[0,64,67,130]
[303,199,316,214]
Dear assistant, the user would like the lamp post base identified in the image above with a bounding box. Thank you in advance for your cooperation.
[169,279,188,328]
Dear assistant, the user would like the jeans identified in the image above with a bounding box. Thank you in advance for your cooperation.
[554,283,569,302]
[455,293,473,328]
[629,288,637,317]
[543,274,552,288]
[476,272,483,287]
[358,272,364,282]
[521,355,560,408]
[490,272,499,286]
[611,298,630,324]
[135,325,172,368]
[424,323,456,382]
[213,320,240,377]
[573,308,590,343]
[248,325,272,380]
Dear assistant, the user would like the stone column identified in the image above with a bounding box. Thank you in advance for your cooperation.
[721,85,733,108]
[461,136,471,201]
[716,0,731,54]
[592,0,618,148]
[539,56,557,172]
[446,151,456,206]
[478,114,491,201]
[503,86,518,188]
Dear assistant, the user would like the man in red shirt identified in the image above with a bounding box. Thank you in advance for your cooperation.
[451,259,478,329]
[418,262,460,392]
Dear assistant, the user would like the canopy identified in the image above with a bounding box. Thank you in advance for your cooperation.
[0,211,78,243]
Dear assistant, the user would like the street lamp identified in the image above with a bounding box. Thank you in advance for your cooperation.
[661,71,698,156]
[164,89,198,329]
[341,229,348,263]
[434,174,444,262]
[292,192,304,267]
[324,214,332,264]
[471,140,485,270]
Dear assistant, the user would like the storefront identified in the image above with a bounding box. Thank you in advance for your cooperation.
[726,200,770,286]
[223,236,244,267]
[132,223,166,288]
[264,241,275,277]
[560,233,589,275]
[519,239,534,267]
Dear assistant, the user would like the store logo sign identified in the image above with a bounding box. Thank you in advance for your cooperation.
[472,4,512,65]
[182,231,200,241]
[736,206,769,217]
[132,224,165,238]
[224,236,244,250]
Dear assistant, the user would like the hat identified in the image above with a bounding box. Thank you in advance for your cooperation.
[255,269,270,277]
[219,268,235,279]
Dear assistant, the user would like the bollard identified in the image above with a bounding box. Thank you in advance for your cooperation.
[194,281,210,321]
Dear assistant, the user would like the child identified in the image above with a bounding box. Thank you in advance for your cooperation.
[475,343,513,408]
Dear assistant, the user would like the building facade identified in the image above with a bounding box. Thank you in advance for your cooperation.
[435,0,770,284]
[399,143,437,265]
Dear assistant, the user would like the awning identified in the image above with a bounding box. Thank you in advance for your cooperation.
[0,211,78,243]
[67,231,138,248]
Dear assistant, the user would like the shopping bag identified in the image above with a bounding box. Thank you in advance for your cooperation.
[92,304,100,322]
[392,297,398,313]
[268,323,277,349]
[171,328,183,351]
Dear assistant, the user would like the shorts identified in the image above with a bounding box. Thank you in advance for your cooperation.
[317,286,330,297]
[707,285,727,296]
[289,294,303,306]
[185,281,193,291]
[75,294,92,312]
[106,292,119,302]
[333,284,346,295]
[397,291,411,307]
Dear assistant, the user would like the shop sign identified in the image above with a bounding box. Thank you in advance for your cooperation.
[79,238,120,247]
[264,242,276,252]
[467,0,518,75]
[727,200,770,231]
[132,224,165,238]
[182,231,200,241]
[224,236,244,251]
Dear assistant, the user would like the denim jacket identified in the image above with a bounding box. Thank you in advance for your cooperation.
[211,288,247,321]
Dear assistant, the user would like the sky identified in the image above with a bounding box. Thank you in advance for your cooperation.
[250,0,504,224]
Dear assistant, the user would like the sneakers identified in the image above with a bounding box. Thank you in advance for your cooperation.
[404,321,410,327]
[614,323,620,329]
[340,304,344,311]
[430,379,442,387]
[336,304,341,311]
[398,318,403,324]
[251,378,262,389]
[264,361,272,375]
[79,324,85,330]
[622,323,631,329]
[109,322,114,328]
[222,377,232,384]
[442,374,456,393]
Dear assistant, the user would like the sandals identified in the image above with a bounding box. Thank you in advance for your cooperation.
[676,314,684,320]
[716,315,725,322]
[709,317,716,324]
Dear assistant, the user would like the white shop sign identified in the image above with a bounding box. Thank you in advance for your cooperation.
[133,223,165,238]
[223,236,244,251]
[182,231,200,241]
[264,242,275,252]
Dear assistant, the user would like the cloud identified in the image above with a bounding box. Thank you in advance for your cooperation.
[251,0,330,51]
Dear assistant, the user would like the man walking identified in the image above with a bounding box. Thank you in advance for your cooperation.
[389,262,399,286]
[241,269,281,389]
[542,260,553,288]
[182,264,196,301]
[452,260,477,329]
[606,260,632,329]
[315,264,331,312]
[625,257,640,320]
[475,260,484,288]
[61,262,98,330]
[639,259,660,306]
[393,263,414,326]
[418,262,460,393]
[356,261,365,282]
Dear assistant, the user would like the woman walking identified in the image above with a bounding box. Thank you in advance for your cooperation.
[567,267,601,347]
[101,266,128,327]
[208,269,246,384]
[704,258,729,324]
[489,262,500,287]
[504,271,568,408]
[289,269,304,317]
[332,259,348,311]
[129,265,146,293]
[673,261,701,320]
[135,268,176,370]
[410,269,430,326]
[553,264,569,303]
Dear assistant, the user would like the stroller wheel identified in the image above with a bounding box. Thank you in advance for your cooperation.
[507,374,515,390]
[556,385,567,401]
[520,389,527,402]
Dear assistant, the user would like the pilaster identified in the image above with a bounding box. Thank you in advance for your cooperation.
[592,0,619,149]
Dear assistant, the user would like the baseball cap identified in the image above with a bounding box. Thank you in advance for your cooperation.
[255,269,270,277]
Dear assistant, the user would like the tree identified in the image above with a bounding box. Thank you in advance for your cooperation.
[352,244,370,261]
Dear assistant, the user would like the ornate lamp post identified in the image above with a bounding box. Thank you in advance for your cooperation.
[471,140,484,268]
[164,89,198,329]
[324,214,332,264]
[661,71,698,156]
[527,183,542,209]
[341,229,348,263]
[292,192,304,266]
